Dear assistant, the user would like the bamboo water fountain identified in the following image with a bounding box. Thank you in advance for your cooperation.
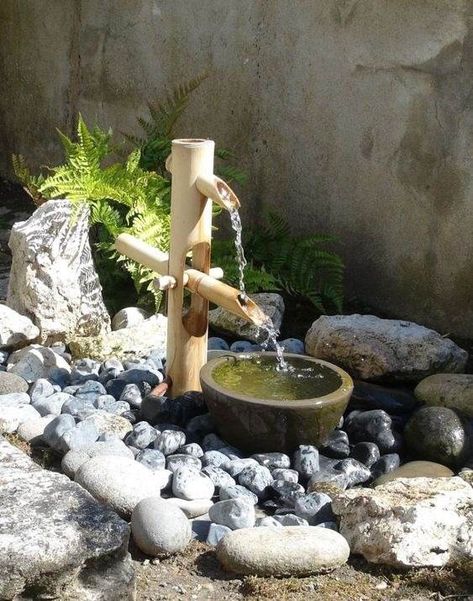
[115,138,267,397]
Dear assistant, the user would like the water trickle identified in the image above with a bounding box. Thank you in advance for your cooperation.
[229,206,287,371]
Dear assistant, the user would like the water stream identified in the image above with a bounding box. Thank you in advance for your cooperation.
[229,207,288,371]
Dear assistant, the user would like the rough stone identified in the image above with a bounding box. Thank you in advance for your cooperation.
[209,293,285,342]
[69,314,167,362]
[135,448,166,472]
[82,410,133,440]
[0,304,39,349]
[271,468,299,483]
[131,497,191,556]
[404,406,471,468]
[415,373,473,417]
[374,460,454,486]
[332,477,473,567]
[75,455,167,517]
[58,420,100,453]
[6,200,111,344]
[293,445,320,479]
[0,436,133,600]
[219,484,259,505]
[0,371,28,395]
[238,464,273,499]
[7,344,71,383]
[251,452,291,470]
[209,498,256,530]
[294,492,334,525]
[216,526,350,576]
[305,315,467,382]
[42,414,76,451]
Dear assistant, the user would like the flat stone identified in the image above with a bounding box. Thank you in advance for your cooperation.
[332,477,473,567]
[415,373,473,417]
[131,497,191,556]
[81,410,133,440]
[209,293,285,342]
[166,497,213,519]
[0,437,133,600]
[0,304,39,349]
[0,371,28,394]
[374,460,454,486]
[216,526,350,576]
[7,344,71,383]
[305,314,467,382]
[75,455,167,517]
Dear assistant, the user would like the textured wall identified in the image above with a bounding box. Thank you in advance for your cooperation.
[1,1,473,336]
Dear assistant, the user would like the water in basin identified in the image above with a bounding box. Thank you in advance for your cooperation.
[212,355,343,401]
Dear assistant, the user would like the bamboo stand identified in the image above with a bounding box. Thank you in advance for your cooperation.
[115,138,267,397]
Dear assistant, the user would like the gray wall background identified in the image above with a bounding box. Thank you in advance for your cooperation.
[1,0,473,336]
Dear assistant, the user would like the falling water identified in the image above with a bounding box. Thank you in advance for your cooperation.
[229,206,288,371]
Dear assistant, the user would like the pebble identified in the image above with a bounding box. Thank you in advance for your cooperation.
[105,379,128,401]
[350,441,381,468]
[172,466,215,500]
[166,497,213,518]
[58,420,100,453]
[135,448,166,472]
[208,337,230,351]
[17,414,56,445]
[256,516,283,528]
[0,392,30,407]
[61,396,95,418]
[125,421,159,449]
[345,410,401,454]
[165,391,207,427]
[319,430,350,459]
[238,465,273,499]
[202,450,231,470]
[154,430,186,455]
[370,453,401,481]
[117,367,162,389]
[216,526,350,576]
[294,492,334,525]
[251,452,291,470]
[29,378,54,402]
[271,480,305,507]
[131,497,191,556]
[118,383,142,408]
[166,454,202,472]
[279,338,305,354]
[271,468,299,483]
[186,413,215,438]
[75,455,168,517]
[307,466,348,494]
[43,414,76,451]
[209,498,256,530]
[293,445,320,479]
[206,523,232,546]
[32,392,71,416]
[335,458,372,487]
[201,466,236,489]
[0,371,27,396]
[227,458,259,478]
[219,484,258,505]
[177,443,203,458]
[75,380,107,401]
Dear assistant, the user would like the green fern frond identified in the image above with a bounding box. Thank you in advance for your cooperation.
[11,154,48,205]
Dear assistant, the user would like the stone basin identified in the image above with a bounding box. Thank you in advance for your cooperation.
[200,352,353,453]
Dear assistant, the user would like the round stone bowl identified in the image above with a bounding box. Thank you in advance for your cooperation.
[200,352,353,454]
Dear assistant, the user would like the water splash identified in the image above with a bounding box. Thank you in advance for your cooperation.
[229,206,287,371]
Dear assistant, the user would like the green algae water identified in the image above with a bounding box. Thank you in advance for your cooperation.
[212,355,342,401]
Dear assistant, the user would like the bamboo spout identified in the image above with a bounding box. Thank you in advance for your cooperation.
[195,175,240,211]
[115,233,169,275]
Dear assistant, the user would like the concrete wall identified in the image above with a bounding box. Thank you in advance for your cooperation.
[1,0,473,336]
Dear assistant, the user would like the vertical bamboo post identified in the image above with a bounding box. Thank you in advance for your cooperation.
[166,139,215,397]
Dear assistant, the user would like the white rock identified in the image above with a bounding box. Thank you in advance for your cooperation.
[0,404,41,433]
[172,466,215,501]
[81,410,133,439]
[0,392,30,407]
[111,307,149,331]
[69,314,167,362]
[305,314,468,382]
[131,497,191,556]
[75,455,167,517]
[61,439,134,478]
[216,526,350,576]
[7,345,71,383]
[166,498,214,519]
[0,304,39,349]
[17,414,56,444]
[332,477,473,567]
[209,498,256,530]
[6,200,111,344]
[209,293,284,342]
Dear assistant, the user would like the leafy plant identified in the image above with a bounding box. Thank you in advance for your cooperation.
[213,210,344,313]
[11,154,47,206]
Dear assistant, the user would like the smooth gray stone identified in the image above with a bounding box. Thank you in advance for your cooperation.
[135,448,166,472]
[335,458,372,487]
[154,430,186,455]
[293,445,320,479]
[0,437,133,600]
[201,466,236,489]
[75,380,107,401]
[273,514,309,527]
[202,450,231,470]
[125,421,158,449]
[206,523,232,546]
[251,452,291,470]
[43,414,76,452]
[256,516,284,528]
[209,498,256,530]
[0,392,30,407]
[118,383,142,409]
[29,378,55,402]
[218,484,258,505]
[166,454,202,473]
[33,392,71,416]
[61,396,95,418]
[58,420,100,454]
[226,458,259,477]
[186,413,215,438]
[238,465,273,499]
[178,443,203,458]
[271,468,299,483]
[294,492,334,525]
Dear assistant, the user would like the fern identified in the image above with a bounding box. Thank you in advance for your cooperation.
[11,154,47,206]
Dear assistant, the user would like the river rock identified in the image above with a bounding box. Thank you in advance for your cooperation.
[125,421,158,449]
[216,526,350,576]
[293,445,320,479]
[349,442,381,467]
[332,477,473,567]
[0,371,28,395]
[58,420,100,453]
[17,414,56,445]
[202,465,236,489]
[374,460,454,486]
[112,307,149,331]
[207,523,232,546]
[415,373,473,417]
[238,464,273,499]
[209,498,256,530]
[69,314,167,362]
[272,468,299,483]
[75,455,167,517]
[351,381,418,414]
[131,497,191,556]
[61,440,134,478]
[209,293,285,342]
[135,448,166,472]
[219,484,258,505]
[172,466,215,500]
[0,392,30,407]
[166,497,213,519]
[166,454,202,473]
[344,410,400,454]
[32,391,71,416]
[81,411,133,440]
[404,406,471,468]
[154,430,186,455]
[294,492,334,525]
[0,404,40,434]
[305,314,467,382]
[0,304,39,350]
[7,345,71,383]
[319,430,350,459]
[42,414,76,451]
[370,454,401,481]
[7,200,110,344]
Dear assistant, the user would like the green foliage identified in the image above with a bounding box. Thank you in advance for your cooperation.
[213,210,344,313]
[11,154,47,206]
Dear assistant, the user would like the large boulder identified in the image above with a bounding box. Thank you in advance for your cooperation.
[209,293,284,343]
[69,314,167,361]
[415,373,473,417]
[0,305,39,349]
[305,314,467,382]
[332,477,473,567]
[7,200,110,344]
